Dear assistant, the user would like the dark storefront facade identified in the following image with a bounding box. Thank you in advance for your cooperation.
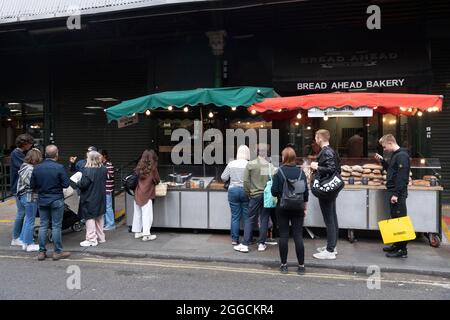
[1,0,450,201]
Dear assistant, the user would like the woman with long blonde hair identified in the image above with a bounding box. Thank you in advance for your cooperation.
[132,149,160,241]
[77,151,108,247]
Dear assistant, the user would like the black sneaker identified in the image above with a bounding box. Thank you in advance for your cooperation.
[386,249,407,258]
[280,265,288,274]
[383,244,397,252]
[297,266,305,275]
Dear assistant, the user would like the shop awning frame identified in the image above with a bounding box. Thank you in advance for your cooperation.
[105,86,277,123]
[249,92,444,115]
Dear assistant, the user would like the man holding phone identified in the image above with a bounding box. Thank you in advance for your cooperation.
[375,134,411,258]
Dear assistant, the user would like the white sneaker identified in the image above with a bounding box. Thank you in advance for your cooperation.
[142,235,157,241]
[258,243,267,252]
[317,246,338,255]
[80,240,98,247]
[11,238,24,246]
[134,232,143,239]
[313,250,336,260]
[233,244,249,253]
[25,244,40,252]
[98,239,106,244]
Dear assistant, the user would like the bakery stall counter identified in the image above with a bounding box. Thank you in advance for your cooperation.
[125,177,231,231]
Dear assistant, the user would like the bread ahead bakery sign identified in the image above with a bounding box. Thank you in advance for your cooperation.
[308,107,373,118]
[297,78,405,91]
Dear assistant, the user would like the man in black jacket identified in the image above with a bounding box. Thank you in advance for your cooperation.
[375,134,410,258]
[311,129,340,260]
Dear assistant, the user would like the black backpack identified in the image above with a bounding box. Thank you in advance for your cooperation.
[123,171,138,195]
[278,167,306,211]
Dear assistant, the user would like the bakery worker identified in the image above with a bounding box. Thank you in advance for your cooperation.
[375,134,411,258]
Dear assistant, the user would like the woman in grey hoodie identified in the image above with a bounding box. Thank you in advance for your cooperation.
[17,148,42,252]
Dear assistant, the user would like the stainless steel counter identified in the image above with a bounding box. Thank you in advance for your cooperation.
[125,187,441,235]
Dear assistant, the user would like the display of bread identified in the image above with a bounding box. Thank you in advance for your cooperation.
[342,163,387,186]
[341,165,352,173]
[341,162,436,188]
[362,164,383,170]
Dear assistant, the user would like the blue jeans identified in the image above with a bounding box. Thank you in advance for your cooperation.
[227,187,249,242]
[104,193,115,229]
[38,199,65,253]
[12,196,26,240]
[18,195,38,245]
[243,194,270,246]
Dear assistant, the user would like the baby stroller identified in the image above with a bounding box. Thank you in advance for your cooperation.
[33,187,84,242]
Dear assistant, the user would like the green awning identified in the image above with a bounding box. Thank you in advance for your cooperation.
[105,86,277,122]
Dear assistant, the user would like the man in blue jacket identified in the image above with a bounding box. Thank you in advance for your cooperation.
[10,134,34,246]
[31,145,71,261]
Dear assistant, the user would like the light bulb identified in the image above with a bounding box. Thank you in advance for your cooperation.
[295,122,300,126]
[145,110,151,116]
[208,112,214,118]
[323,116,329,121]
[297,113,302,119]
[251,110,257,115]
[418,111,423,117]
[231,107,237,111]
[183,107,189,112]
[168,106,173,111]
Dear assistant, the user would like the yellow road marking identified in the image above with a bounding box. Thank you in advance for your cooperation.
[0,254,449,289]
[442,218,450,242]
[114,209,125,219]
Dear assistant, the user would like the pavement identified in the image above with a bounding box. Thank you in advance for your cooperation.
[1,195,449,278]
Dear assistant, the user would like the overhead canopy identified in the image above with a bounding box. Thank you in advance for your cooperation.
[249,92,443,114]
[106,86,277,122]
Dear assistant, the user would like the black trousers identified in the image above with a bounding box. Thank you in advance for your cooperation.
[277,207,305,265]
[388,191,408,250]
[318,197,339,252]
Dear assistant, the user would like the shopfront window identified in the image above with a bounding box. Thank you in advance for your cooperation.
[0,101,46,155]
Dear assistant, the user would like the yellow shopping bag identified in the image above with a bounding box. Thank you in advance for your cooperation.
[378,216,416,244]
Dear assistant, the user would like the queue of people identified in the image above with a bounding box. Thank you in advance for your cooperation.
[8,130,412,268]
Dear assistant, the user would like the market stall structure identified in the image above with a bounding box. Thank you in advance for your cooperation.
[249,92,444,247]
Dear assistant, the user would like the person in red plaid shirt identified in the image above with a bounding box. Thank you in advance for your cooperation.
[100,150,115,230]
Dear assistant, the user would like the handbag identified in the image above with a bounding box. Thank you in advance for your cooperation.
[378,216,416,244]
[224,180,230,190]
[311,149,344,200]
[155,183,168,197]
[63,186,74,199]
[264,164,277,208]
[123,171,138,196]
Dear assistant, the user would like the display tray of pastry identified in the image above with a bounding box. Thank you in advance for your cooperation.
[412,179,430,187]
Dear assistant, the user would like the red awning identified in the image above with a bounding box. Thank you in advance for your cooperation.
[249,92,444,114]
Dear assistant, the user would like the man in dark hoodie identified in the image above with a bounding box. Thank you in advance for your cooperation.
[375,134,411,258]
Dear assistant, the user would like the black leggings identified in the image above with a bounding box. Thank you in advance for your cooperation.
[277,208,305,265]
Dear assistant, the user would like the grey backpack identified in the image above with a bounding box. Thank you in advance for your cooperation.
[278,167,306,211]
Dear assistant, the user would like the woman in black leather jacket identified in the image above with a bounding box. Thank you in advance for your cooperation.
[310,129,340,260]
